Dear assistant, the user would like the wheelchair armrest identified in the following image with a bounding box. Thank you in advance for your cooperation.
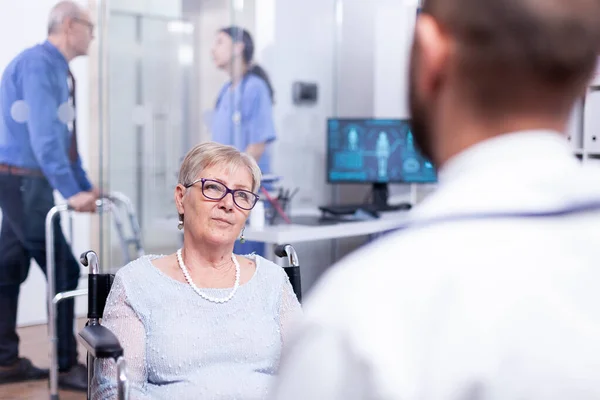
[78,324,124,359]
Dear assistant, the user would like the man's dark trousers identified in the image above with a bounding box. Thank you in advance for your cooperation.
[0,172,80,371]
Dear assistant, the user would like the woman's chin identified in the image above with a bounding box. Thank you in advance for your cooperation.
[203,231,238,247]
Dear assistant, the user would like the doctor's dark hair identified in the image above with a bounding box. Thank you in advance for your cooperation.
[421,0,600,115]
[220,26,275,103]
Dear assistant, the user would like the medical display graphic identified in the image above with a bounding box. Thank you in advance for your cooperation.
[327,119,437,183]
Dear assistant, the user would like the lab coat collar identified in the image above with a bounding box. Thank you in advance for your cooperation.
[437,130,571,186]
[411,130,581,220]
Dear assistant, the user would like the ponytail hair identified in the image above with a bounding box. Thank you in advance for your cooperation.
[247,64,275,104]
[220,26,275,104]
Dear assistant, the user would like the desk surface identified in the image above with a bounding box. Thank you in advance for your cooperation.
[244,210,409,244]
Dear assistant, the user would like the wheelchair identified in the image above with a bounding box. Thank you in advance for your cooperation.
[76,244,301,400]
[46,189,301,399]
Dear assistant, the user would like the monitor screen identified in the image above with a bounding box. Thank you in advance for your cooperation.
[327,118,437,184]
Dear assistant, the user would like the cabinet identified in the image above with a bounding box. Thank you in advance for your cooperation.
[574,59,600,161]
[575,75,600,162]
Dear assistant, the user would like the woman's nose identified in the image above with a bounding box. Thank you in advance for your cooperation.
[218,192,235,210]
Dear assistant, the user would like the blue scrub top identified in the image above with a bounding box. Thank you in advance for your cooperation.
[211,74,276,175]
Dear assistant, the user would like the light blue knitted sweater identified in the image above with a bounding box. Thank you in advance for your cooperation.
[92,254,302,400]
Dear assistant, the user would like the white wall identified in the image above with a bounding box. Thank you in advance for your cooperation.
[0,0,92,326]
[373,1,415,119]
[250,0,338,291]
[109,0,181,17]
[258,0,337,208]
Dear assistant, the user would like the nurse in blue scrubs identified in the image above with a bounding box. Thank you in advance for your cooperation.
[211,26,276,256]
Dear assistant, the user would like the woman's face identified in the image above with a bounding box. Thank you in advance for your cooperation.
[212,32,234,70]
[175,163,254,247]
[211,31,244,70]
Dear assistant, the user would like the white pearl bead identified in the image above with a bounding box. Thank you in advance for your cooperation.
[176,248,240,303]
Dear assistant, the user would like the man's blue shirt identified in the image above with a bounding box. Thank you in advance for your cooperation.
[0,40,91,199]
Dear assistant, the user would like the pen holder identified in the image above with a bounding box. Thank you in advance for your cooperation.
[266,197,291,225]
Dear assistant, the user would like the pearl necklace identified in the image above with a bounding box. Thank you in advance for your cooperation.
[176,248,240,303]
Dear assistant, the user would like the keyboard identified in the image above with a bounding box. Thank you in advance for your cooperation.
[290,215,348,226]
[319,202,412,216]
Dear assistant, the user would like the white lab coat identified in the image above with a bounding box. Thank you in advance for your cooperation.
[271,131,600,400]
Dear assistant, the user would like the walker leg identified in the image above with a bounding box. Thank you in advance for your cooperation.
[46,205,68,400]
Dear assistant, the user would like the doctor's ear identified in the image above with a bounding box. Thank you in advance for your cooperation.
[232,42,245,58]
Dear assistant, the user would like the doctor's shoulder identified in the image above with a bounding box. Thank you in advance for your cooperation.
[243,74,271,100]
[302,228,447,312]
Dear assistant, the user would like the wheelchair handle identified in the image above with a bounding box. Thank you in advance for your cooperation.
[274,244,302,303]
[274,244,299,267]
[80,250,100,275]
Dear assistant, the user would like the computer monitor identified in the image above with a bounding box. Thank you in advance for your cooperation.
[327,118,437,208]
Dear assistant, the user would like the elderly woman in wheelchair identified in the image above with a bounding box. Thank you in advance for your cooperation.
[91,142,302,399]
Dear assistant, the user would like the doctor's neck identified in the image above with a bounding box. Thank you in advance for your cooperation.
[430,89,570,168]
[229,63,249,85]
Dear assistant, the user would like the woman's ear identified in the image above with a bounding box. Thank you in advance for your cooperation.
[233,41,245,58]
[174,184,186,215]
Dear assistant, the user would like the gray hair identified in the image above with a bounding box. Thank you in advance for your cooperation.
[47,1,83,35]
[178,141,262,193]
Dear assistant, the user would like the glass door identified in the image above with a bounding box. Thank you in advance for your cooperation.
[100,11,195,269]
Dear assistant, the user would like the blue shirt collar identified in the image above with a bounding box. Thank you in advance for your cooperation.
[42,40,69,70]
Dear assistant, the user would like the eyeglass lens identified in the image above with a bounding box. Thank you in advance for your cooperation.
[202,180,256,210]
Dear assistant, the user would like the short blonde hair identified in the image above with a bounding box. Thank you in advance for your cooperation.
[178,141,262,192]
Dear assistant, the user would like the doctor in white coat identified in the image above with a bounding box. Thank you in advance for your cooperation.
[271,0,600,399]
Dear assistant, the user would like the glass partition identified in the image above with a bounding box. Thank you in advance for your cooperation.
[93,2,196,270]
[107,12,193,246]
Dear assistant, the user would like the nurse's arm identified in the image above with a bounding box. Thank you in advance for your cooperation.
[246,142,267,161]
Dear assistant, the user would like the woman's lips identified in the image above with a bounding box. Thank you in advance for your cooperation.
[212,217,233,225]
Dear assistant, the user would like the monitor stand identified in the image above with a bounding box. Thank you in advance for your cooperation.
[372,183,389,209]
[319,183,413,217]
[371,183,412,212]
